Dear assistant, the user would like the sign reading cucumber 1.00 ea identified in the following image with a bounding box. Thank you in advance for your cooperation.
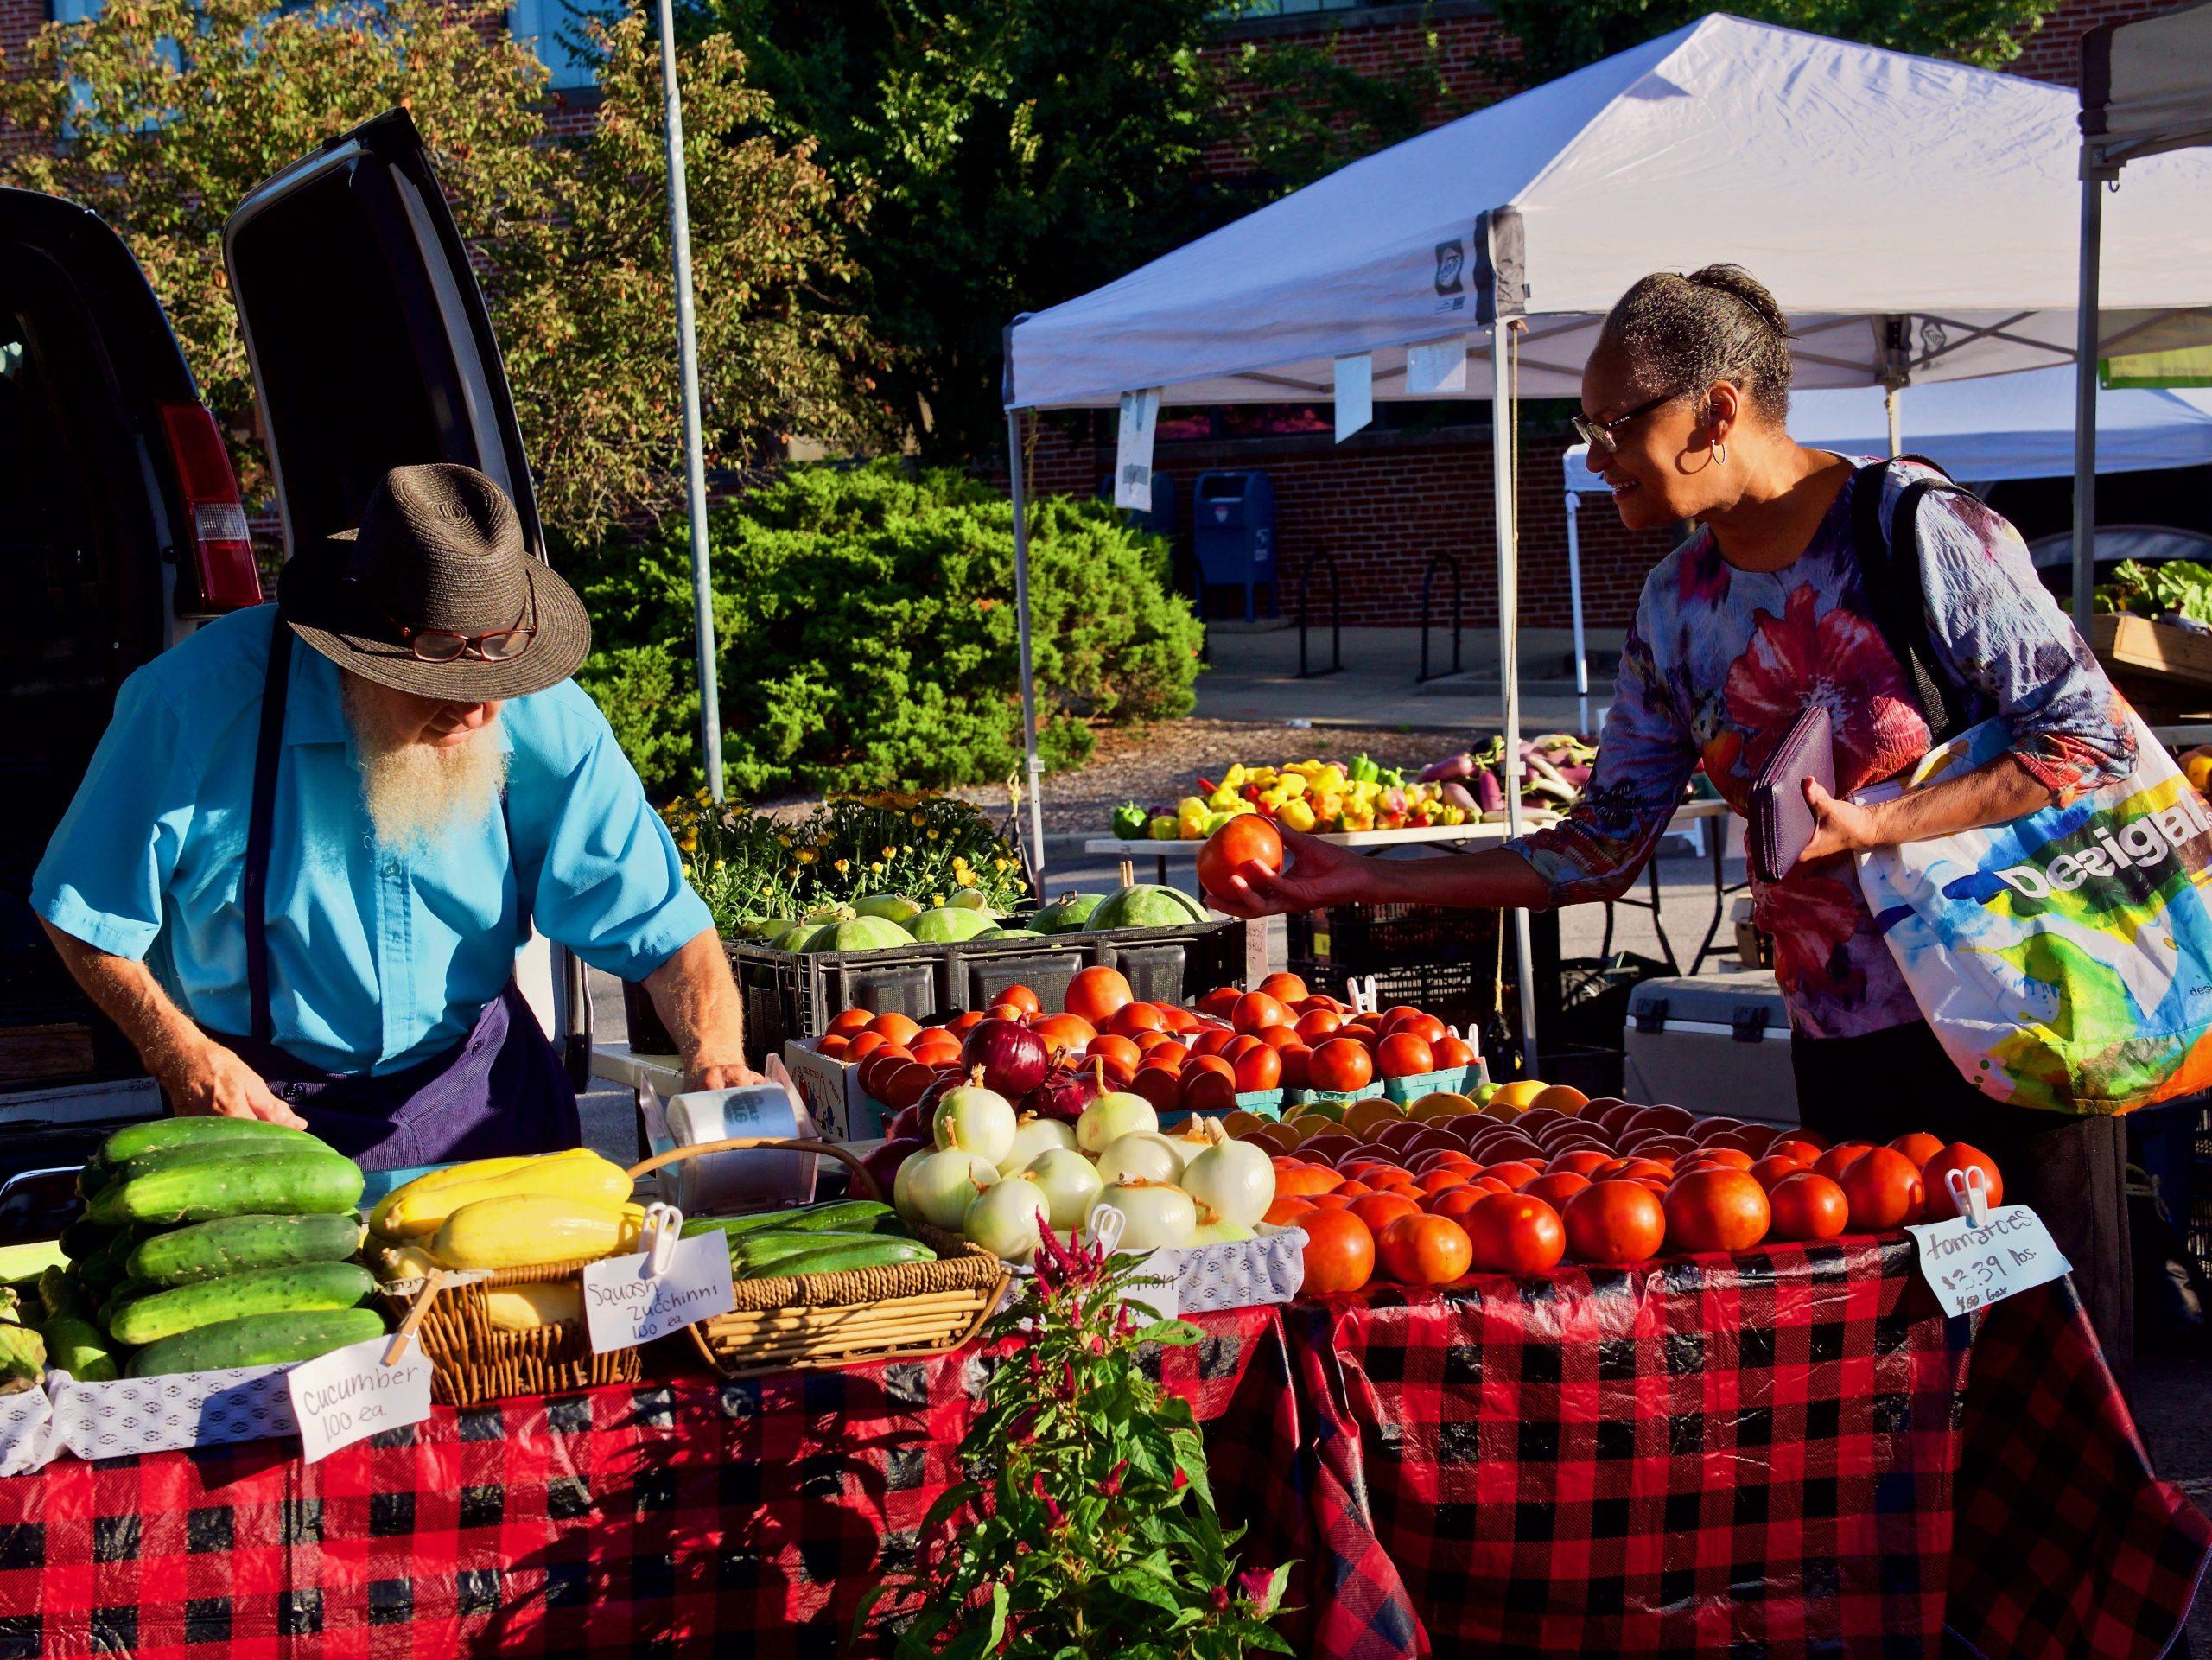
[288,1337,434,1464]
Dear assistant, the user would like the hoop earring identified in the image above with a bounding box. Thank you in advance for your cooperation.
[1715,442,1727,463]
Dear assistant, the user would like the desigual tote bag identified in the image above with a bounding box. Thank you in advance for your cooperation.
[1855,711,2212,1115]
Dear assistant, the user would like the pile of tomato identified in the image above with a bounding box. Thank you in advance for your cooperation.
[1254,1097,2004,1294]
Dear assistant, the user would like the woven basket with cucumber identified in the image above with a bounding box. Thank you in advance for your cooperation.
[366,1148,652,1407]
[42,1116,381,1381]
[636,1138,1009,1379]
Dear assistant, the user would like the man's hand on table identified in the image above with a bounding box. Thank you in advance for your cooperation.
[687,1060,766,1092]
[160,1037,309,1128]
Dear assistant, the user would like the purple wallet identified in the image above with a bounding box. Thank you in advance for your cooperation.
[1750,703,1835,883]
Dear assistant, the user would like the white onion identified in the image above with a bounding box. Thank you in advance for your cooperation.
[1159,1120,1217,1177]
[1077,1091,1159,1154]
[1091,1179,1197,1250]
[963,1176,1046,1264]
[1023,1148,1103,1231]
[1180,1138,1276,1229]
[1095,1131,1183,1187]
[1190,1217,1255,1245]
[933,1083,1016,1166]
[900,1148,1000,1231]
[1001,1116,1078,1175]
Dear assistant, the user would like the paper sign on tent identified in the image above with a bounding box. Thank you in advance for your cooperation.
[1406,336,1471,396]
[1115,388,1161,511]
[1335,354,1373,441]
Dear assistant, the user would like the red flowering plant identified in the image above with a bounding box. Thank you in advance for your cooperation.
[857,1224,1292,1657]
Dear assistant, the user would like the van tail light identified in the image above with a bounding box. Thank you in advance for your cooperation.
[157,402,262,612]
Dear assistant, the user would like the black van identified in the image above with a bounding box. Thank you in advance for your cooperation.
[0,109,579,1237]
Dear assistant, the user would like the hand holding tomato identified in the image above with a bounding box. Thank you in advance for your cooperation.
[1204,826,1377,918]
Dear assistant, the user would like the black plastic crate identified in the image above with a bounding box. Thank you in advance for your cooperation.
[1287,957,1491,1039]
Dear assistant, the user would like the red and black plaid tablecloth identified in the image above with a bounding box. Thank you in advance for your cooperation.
[0,1246,2199,1659]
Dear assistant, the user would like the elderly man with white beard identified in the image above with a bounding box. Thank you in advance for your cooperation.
[31,464,760,1169]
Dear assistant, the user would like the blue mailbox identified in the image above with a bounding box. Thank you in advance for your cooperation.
[1192,470,1276,620]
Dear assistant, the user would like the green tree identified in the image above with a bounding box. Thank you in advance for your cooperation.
[1491,0,2067,83]
[690,0,1446,464]
[0,0,890,538]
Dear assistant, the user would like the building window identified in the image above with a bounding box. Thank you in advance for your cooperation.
[48,0,100,20]
[511,0,615,90]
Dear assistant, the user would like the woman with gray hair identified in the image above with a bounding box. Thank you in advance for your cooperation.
[1214,264,2139,1373]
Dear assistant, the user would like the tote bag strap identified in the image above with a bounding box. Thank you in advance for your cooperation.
[1851,455,1975,746]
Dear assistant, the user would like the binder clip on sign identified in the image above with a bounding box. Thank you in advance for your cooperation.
[1905,1165,2069,1319]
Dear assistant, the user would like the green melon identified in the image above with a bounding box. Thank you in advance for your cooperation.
[852,894,925,925]
[772,924,828,951]
[802,903,856,925]
[1086,884,1212,931]
[1032,894,1104,933]
[816,916,916,953]
[908,906,996,944]
[972,927,1041,940]
[738,915,793,939]
[946,890,999,917]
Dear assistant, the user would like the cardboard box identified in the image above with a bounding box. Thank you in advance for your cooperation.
[780,1038,887,1143]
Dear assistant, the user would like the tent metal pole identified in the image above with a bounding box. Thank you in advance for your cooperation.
[1885,388,1901,458]
[657,0,722,803]
[1491,328,1540,1072]
[1565,490,1590,736]
[1006,411,1048,890]
[2072,162,2107,636]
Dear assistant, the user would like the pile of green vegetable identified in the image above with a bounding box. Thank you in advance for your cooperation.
[33,1117,380,1380]
[683,1199,937,1281]
[2094,558,2212,626]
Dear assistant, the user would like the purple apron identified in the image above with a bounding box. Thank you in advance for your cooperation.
[188,624,582,1172]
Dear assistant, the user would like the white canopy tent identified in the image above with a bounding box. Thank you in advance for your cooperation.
[1001,12,2212,1061]
[1556,366,2212,728]
[2075,1,2212,626]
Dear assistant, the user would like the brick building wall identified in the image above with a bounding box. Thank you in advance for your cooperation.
[2005,0,2164,83]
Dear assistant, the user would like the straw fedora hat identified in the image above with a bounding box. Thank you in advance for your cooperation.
[280,463,590,701]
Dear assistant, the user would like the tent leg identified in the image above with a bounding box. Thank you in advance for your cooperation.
[1007,412,1049,891]
[1491,329,1540,1073]
[2072,165,2106,636]
[657,0,721,804]
[1885,387,1901,459]
[1565,491,1589,737]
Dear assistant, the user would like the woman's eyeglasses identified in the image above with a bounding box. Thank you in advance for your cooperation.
[365,586,537,664]
[1572,391,1681,455]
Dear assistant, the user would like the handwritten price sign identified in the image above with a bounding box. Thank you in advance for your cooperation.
[582,1231,735,1353]
[1905,1171,2069,1319]
[287,1338,435,1464]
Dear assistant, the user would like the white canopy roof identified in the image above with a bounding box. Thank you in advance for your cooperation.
[2082,0,2212,168]
[1005,13,2212,411]
[1560,366,2212,490]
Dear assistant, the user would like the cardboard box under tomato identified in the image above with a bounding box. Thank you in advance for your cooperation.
[780,1038,889,1142]
[1159,1089,1283,1129]
[1285,1081,1386,1119]
[1381,1063,1483,1105]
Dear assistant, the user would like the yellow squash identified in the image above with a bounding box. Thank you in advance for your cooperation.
[380,1149,633,1240]
[483,1282,586,1332]
[431,1196,645,1270]
[368,1155,542,1236]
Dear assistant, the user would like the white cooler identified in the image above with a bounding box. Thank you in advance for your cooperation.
[1622,972,1799,1126]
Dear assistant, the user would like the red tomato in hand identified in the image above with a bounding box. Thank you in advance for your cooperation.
[1197,816,1285,900]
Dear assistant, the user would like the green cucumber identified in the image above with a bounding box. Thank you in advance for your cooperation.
[128,1213,365,1288]
[125,1307,385,1378]
[683,1199,899,1242]
[97,1280,155,1332]
[734,1237,937,1281]
[98,1116,321,1168]
[59,1215,118,1262]
[105,1137,324,1188]
[108,1262,375,1347]
[728,1228,918,1269]
[90,1148,364,1228]
[75,1163,111,1202]
[39,1316,118,1382]
[36,1265,86,1325]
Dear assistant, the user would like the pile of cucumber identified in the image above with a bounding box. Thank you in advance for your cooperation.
[41,1116,382,1380]
[683,1199,937,1281]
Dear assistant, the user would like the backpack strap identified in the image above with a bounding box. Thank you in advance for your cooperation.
[1850,455,1974,745]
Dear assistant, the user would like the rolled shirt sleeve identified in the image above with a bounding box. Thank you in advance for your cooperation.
[1505,612,1700,906]
[1912,484,2137,801]
[506,683,714,982]
[31,667,201,961]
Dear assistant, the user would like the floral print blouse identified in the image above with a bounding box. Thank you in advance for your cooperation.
[1509,457,2137,1040]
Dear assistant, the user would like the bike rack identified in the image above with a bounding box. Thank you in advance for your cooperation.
[1417,552,1465,684]
[1297,550,1344,678]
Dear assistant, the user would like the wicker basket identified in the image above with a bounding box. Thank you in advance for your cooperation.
[627,1137,1011,1379]
[379,1254,643,1409]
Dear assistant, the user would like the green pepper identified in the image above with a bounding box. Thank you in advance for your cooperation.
[1376,766,1405,789]
[1111,800,1148,839]
[1348,754,1380,785]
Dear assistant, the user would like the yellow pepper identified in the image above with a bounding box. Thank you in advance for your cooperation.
[1147,815,1179,840]
[1280,798,1317,833]
[1313,792,1344,824]
[1271,773,1307,798]
[1440,805,1467,826]
[1177,796,1208,819]
[1223,763,1249,790]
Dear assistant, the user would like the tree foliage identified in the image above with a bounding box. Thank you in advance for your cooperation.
[1490,0,2066,83]
[0,0,891,538]
[690,0,1447,462]
[574,460,1204,798]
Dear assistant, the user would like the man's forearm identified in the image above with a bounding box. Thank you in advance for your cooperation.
[1363,848,1557,911]
[642,929,748,1072]
[1867,754,2054,848]
[38,917,208,1085]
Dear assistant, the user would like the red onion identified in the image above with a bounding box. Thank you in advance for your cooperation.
[883,1103,928,1142]
[860,1136,928,1201]
[961,1017,1049,1097]
[1018,1063,1104,1125]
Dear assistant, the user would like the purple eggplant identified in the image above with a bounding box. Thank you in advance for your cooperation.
[1420,752,1476,783]
[1441,780,1478,812]
[1475,768,1505,813]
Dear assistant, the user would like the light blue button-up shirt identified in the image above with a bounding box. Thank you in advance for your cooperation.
[33,605,711,1076]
